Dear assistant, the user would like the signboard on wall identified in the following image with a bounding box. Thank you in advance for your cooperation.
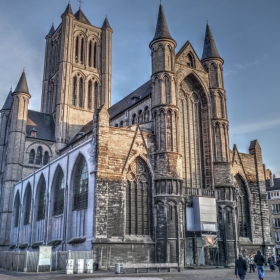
[37,246,52,272]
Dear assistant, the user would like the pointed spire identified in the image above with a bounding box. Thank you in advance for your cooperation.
[201,23,221,60]
[102,15,111,30]
[74,8,91,25]
[151,3,174,43]
[47,23,55,36]
[1,87,13,111]
[13,70,30,96]
[64,2,73,14]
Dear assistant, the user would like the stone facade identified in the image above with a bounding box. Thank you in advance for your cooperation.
[0,3,274,267]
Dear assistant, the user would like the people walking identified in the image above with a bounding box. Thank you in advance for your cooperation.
[247,254,255,272]
[235,254,248,280]
[268,254,275,271]
[254,250,265,280]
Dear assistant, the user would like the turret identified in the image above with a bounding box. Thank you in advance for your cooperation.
[0,70,30,245]
[101,16,112,108]
[149,3,184,266]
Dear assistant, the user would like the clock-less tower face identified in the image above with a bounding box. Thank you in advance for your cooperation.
[41,6,112,148]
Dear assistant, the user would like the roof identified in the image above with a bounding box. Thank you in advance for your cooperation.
[1,88,13,111]
[14,71,30,95]
[201,23,221,60]
[67,120,93,145]
[47,24,55,36]
[102,17,111,29]
[108,80,152,119]
[266,178,280,191]
[26,110,56,142]
[63,3,73,15]
[151,3,174,43]
[74,8,91,25]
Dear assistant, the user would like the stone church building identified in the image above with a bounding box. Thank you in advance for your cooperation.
[0,3,273,266]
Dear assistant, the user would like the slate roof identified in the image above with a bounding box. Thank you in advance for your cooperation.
[201,23,221,60]
[67,120,93,145]
[64,3,73,15]
[1,88,13,111]
[26,110,56,142]
[47,24,55,36]
[266,178,280,191]
[74,8,91,25]
[108,80,152,119]
[14,71,30,95]
[152,4,173,43]
[102,17,111,29]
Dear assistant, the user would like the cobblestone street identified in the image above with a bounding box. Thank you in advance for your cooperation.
[1,267,280,280]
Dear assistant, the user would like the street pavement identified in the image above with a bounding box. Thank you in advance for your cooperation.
[0,267,280,280]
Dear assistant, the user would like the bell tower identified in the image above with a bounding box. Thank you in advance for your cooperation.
[41,3,112,150]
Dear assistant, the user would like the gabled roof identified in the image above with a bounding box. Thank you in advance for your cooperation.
[74,8,91,25]
[151,3,174,43]
[13,70,30,95]
[108,80,152,119]
[26,110,56,142]
[201,23,221,61]
[1,88,13,111]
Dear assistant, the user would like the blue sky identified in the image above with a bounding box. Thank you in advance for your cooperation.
[0,0,279,176]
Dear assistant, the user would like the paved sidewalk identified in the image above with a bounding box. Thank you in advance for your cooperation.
[0,267,280,280]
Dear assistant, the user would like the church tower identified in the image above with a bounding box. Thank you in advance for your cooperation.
[41,3,112,150]
[0,71,30,246]
[201,23,236,264]
[150,3,184,265]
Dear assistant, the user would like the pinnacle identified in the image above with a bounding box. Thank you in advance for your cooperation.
[64,2,73,15]
[102,16,111,29]
[151,3,174,43]
[1,88,13,111]
[13,70,30,96]
[201,23,221,60]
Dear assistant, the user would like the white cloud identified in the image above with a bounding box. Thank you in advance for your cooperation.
[230,118,280,135]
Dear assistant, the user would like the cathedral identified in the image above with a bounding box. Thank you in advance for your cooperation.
[0,3,273,267]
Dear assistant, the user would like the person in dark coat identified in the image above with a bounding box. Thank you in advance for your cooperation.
[268,254,275,271]
[235,254,248,280]
[254,250,265,280]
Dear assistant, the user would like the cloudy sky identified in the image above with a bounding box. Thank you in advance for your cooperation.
[0,0,279,176]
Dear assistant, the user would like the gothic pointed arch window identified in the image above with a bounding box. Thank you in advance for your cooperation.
[80,37,84,64]
[138,110,143,123]
[75,37,79,63]
[78,77,84,108]
[13,191,20,227]
[187,53,195,68]
[210,63,218,88]
[164,76,171,103]
[88,80,92,110]
[29,149,35,164]
[88,41,93,67]
[23,184,32,225]
[43,151,49,166]
[35,146,43,165]
[126,157,152,236]
[93,42,97,68]
[53,166,65,216]
[94,82,98,109]
[36,176,46,221]
[132,113,137,125]
[72,155,88,210]
[235,175,251,238]
[144,106,150,122]
[72,76,77,106]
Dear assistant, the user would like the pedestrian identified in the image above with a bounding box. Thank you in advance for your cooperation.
[254,250,265,280]
[235,253,248,280]
[247,254,255,272]
[268,254,275,271]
